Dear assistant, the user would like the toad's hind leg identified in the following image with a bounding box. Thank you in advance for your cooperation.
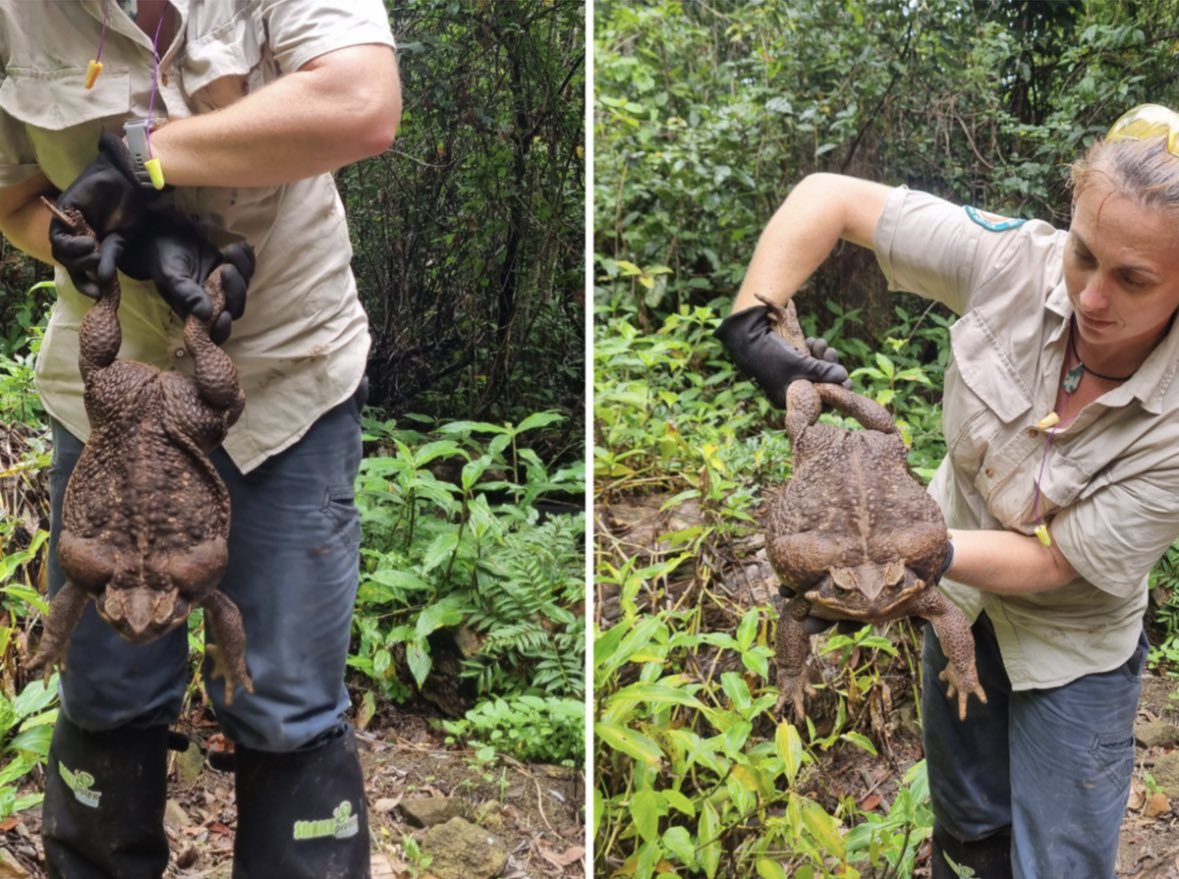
[29,582,91,684]
[911,589,987,721]
[201,590,253,706]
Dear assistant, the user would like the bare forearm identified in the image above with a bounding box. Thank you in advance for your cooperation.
[0,173,57,265]
[150,45,401,188]
[733,173,893,312]
[945,528,1077,595]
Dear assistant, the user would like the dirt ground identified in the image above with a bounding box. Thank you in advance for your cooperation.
[0,699,585,879]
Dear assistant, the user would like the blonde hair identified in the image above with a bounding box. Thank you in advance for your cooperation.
[1070,136,1179,213]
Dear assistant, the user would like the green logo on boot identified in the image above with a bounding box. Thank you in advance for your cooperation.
[58,762,101,809]
[292,800,360,841]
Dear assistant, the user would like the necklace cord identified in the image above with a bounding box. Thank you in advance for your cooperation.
[1067,316,1136,383]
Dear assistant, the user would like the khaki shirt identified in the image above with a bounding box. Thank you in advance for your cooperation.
[874,187,1179,689]
[0,1,395,472]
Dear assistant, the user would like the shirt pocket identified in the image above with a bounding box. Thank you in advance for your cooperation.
[943,310,1033,489]
[179,7,266,113]
[0,66,132,188]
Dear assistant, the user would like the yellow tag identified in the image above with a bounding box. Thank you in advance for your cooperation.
[84,60,103,90]
[1034,523,1052,547]
[1035,412,1060,430]
[144,158,165,190]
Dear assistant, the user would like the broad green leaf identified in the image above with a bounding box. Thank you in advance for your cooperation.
[438,420,507,436]
[409,439,467,467]
[662,788,696,817]
[634,840,660,879]
[420,530,460,573]
[756,858,788,879]
[595,721,663,768]
[12,678,58,720]
[461,455,492,491]
[736,607,759,651]
[406,639,432,687]
[840,731,878,755]
[720,672,752,712]
[8,724,53,758]
[630,789,661,843]
[697,801,721,879]
[662,825,697,867]
[776,721,803,785]
[516,411,564,433]
[801,797,844,857]
[415,593,467,638]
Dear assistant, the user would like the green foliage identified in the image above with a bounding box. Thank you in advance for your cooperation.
[0,289,56,816]
[0,676,57,818]
[1149,541,1179,673]
[596,0,1179,334]
[442,694,583,765]
[348,0,584,435]
[349,412,585,707]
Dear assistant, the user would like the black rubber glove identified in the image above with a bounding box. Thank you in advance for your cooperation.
[49,132,153,297]
[715,304,850,408]
[118,211,255,345]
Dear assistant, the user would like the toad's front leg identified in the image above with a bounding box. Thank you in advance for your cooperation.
[774,596,815,720]
[201,589,254,706]
[185,267,245,421]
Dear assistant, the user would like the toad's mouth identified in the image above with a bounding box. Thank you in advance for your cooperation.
[96,586,191,644]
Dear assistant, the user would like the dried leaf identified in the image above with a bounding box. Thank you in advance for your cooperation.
[1146,792,1171,819]
[858,793,882,812]
[537,843,585,868]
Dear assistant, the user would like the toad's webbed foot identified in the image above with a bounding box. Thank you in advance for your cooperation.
[939,660,987,722]
[774,667,812,721]
[201,590,253,706]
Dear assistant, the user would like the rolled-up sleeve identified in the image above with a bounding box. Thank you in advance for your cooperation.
[263,0,396,74]
[873,187,1063,318]
[1053,469,1179,599]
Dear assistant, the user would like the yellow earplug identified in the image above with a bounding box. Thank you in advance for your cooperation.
[84,59,104,90]
[144,158,165,190]
[1036,412,1060,430]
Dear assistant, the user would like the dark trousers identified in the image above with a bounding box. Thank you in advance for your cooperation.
[922,614,1145,879]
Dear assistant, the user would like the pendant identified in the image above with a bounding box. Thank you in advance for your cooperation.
[1062,362,1084,394]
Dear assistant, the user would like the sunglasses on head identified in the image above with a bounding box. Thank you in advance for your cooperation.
[1106,103,1179,157]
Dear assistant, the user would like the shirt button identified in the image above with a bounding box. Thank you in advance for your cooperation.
[1027,428,1038,437]
[985,467,995,478]
[174,348,186,359]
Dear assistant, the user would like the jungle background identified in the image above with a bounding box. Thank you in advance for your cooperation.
[594,1,1179,878]
[1,1,586,878]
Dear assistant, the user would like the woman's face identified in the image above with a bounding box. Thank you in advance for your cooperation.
[1063,175,1179,349]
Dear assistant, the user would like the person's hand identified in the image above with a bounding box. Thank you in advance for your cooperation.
[715,304,850,408]
[118,211,255,345]
[48,133,153,297]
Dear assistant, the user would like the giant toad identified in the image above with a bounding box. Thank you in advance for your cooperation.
[760,297,984,722]
[30,204,254,705]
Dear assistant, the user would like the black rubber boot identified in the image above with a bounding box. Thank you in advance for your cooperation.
[41,716,170,879]
[931,825,1013,879]
[232,725,371,879]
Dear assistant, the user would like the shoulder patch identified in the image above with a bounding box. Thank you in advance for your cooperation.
[964,205,1027,232]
